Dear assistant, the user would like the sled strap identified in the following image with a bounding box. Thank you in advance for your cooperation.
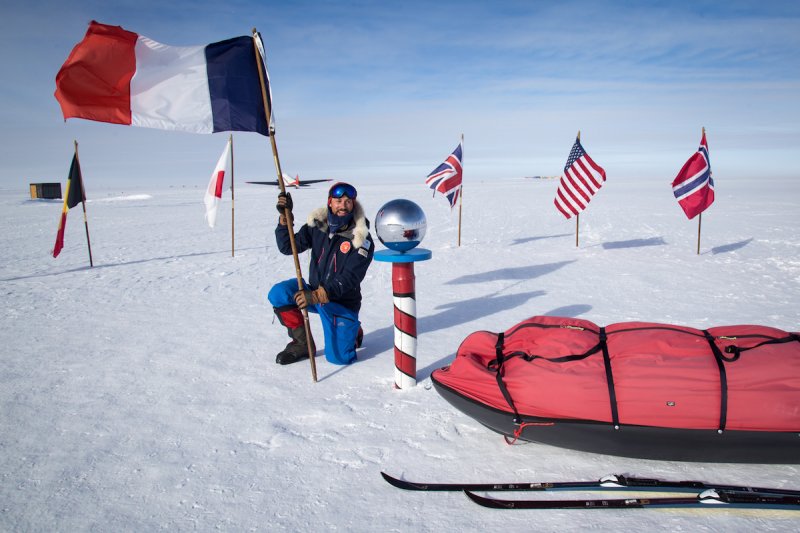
[703,330,728,432]
[599,328,620,429]
[723,334,800,360]
[493,332,522,424]
[494,331,505,366]
[517,342,604,363]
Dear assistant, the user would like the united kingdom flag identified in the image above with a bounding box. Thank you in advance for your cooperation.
[425,141,463,208]
[672,130,714,220]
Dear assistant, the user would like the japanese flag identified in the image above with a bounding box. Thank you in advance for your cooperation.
[204,138,232,228]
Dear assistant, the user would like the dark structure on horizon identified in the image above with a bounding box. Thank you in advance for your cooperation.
[29,183,62,200]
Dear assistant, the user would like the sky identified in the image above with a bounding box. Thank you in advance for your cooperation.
[1,0,799,190]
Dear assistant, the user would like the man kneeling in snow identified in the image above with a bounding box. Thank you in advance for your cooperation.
[268,182,374,365]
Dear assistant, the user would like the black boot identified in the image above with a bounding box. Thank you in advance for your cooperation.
[275,327,298,362]
[276,324,316,365]
[355,326,364,349]
[274,306,315,365]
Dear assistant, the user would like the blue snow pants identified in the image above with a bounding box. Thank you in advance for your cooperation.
[268,279,360,365]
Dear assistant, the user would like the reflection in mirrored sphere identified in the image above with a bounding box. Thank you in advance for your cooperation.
[375,199,427,252]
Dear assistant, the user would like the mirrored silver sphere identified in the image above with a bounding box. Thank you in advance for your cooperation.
[375,199,427,252]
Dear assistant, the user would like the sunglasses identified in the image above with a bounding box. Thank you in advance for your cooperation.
[329,183,357,199]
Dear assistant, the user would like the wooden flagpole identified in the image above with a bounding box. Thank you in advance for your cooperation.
[697,212,702,255]
[230,134,235,257]
[74,140,94,267]
[457,133,463,247]
[575,130,580,248]
[696,126,705,255]
[457,186,463,247]
[252,29,317,382]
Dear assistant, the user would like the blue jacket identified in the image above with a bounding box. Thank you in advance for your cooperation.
[276,202,374,312]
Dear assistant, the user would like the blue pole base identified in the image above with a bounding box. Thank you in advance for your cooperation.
[374,248,432,263]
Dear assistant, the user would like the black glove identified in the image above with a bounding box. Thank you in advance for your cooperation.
[276,192,293,214]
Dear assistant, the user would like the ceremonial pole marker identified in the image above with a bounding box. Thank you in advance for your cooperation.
[374,200,431,389]
[375,248,431,388]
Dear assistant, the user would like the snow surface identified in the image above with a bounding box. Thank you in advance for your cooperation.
[1,175,799,532]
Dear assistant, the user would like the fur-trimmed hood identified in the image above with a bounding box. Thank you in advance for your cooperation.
[307,202,369,248]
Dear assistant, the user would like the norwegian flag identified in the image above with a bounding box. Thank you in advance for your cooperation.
[554,137,606,219]
[425,141,463,208]
[672,131,714,220]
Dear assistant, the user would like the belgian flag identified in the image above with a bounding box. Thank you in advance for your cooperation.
[52,153,86,258]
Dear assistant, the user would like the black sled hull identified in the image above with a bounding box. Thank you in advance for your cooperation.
[432,375,800,464]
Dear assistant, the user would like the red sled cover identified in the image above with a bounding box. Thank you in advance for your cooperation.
[431,316,800,433]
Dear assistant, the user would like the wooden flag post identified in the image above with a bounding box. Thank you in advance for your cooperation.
[252,29,317,382]
[697,212,702,255]
[457,186,463,247]
[695,127,706,255]
[230,134,235,257]
[457,133,464,247]
[74,140,94,267]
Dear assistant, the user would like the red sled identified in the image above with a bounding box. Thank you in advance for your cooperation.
[430,316,800,463]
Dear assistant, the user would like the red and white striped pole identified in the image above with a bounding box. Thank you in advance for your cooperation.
[374,199,431,390]
[374,247,431,389]
[392,262,417,388]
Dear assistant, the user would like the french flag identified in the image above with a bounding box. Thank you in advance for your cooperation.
[671,130,715,220]
[55,21,272,136]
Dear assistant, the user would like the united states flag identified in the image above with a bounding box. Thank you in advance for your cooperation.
[671,131,714,220]
[425,142,463,208]
[554,137,607,219]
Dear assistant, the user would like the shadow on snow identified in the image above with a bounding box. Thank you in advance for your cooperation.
[444,261,575,285]
[2,247,263,282]
[601,236,666,250]
[510,233,572,246]
[711,238,753,255]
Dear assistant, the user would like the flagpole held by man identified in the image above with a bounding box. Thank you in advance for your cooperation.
[249,28,324,381]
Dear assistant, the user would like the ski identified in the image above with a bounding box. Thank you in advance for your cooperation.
[464,489,800,510]
[381,471,800,497]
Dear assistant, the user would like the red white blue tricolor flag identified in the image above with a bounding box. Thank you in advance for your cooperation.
[671,131,714,220]
[425,141,463,208]
[204,138,232,228]
[554,137,607,219]
[55,21,273,136]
